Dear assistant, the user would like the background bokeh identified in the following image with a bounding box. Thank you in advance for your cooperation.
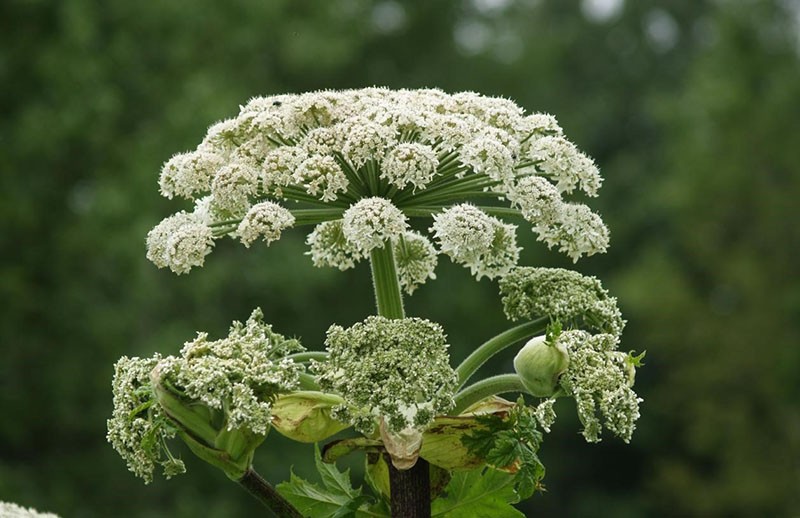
[2,0,799,516]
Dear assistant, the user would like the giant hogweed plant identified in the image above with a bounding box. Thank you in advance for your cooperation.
[107,88,643,517]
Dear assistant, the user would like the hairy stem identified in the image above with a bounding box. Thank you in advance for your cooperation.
[455,318,548,389]
[237,467,303,518]
[369,244,405,320]
[452,374,529,415]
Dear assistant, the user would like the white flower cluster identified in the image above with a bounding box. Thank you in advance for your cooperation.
[145,212,214,275]
[341,197,408,253]
[555,331,642,443]
[305,220,366,271]
[236,201,295,247]
[499,267,625,336]
[156,308,304,436]
[430,204,520,280]
[107,354,185,484]
[314,316,457,435]
[107,310,303,483]
[393,231,438,294]
[0,502,60,518]
[149,88,609,275]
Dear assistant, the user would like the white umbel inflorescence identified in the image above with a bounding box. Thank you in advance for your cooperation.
[147,88,610,274]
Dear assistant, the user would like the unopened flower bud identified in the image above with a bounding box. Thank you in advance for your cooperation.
[513,335,569,397]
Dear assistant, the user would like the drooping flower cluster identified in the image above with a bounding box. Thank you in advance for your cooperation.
[107,309,303,482]
[314,316,457,435]
[147,88,608,279]
[499,267,625,336]
[554,330,642,443]
[155,308,304,436]
[0,502,60,518]
[107,354,185,483]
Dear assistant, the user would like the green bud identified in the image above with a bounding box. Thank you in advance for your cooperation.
[271,391,350,443]
[513,335,569,397]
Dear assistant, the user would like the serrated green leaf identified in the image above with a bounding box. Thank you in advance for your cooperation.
[277,471,354,517]
[276,445,374,517]
[431,468,524,518]
[315,443,360,498]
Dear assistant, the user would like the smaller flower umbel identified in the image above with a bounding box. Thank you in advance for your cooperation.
[314,316,458,468]
[107,309,304,483]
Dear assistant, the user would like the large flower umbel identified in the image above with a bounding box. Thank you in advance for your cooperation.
[148,88,609,279]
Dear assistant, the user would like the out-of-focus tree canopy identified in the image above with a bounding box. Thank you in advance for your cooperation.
[1,0,798,516]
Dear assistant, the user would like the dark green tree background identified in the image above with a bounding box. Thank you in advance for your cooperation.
[1,0,798,516]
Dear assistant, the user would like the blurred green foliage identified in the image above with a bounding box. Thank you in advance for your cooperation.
[1,0,798,516]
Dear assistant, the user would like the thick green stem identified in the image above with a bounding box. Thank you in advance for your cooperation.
[455,318,548,388]
[369,242,431,517]
[238,467,303,517]
[452,374,529,414]
[369,244,405,320]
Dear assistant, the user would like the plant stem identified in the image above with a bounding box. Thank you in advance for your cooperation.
[452,374,529,415]
[369,243,431,517]
[455,318,548,389]
[287,351,329,363]
[369,244,405,320]
[237,467,303,518]
[388,453,431,518]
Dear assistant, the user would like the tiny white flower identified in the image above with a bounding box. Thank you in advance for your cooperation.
[210,161,260,216]
[527,136,602,196]
[535,203,610,262]
[159,148,224,200]
[294,155,349,201]
[430,204,495,265]
[394,231,438,294]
